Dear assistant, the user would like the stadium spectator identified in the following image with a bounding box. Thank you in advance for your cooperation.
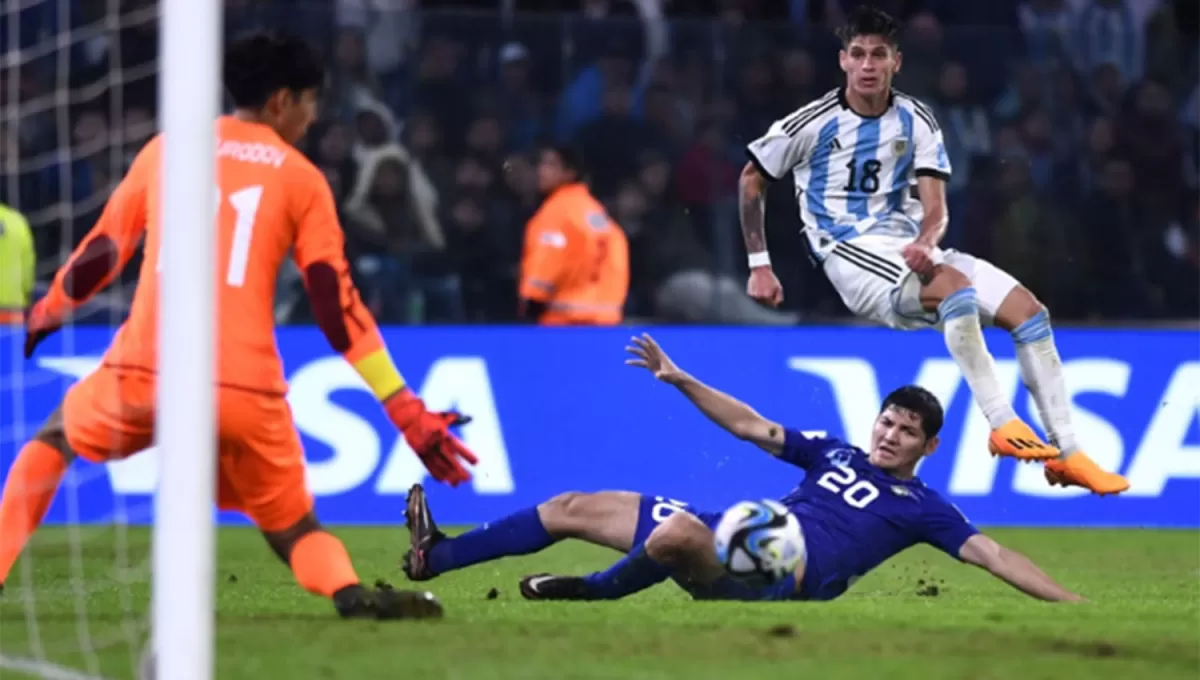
[496,42,547,152]
[518,146,629,326]
[4,0,1197,324]
[342,143,456,323]
[574,83,656,197]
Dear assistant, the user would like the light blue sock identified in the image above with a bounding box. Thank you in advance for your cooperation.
[426,507,555,575]
[939,287,1017,429]
[689,573,798,601]
[1012,309,1077,455]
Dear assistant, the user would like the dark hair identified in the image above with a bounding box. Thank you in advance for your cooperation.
[538,143,586,179]
[223,33,325,110]
[880,385,944,440]
[837,6,901,47]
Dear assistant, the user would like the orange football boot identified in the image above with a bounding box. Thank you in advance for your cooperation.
[987,419,1059,461]
[1044,452,1130,496]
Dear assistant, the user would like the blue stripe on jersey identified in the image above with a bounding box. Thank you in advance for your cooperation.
[885,107,915,215]
[806,118,843,237]
[845,118,880,221]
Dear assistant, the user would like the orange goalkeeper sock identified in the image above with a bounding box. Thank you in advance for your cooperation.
[0,441,69,584]
[289,531,360,598]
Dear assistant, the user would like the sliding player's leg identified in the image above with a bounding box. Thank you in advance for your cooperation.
[518,494,695,600]
[0,368,154,589]
[989,284,1130,495]
[404,485,652,581]
[522,511,804,602]
[217,391,441,619]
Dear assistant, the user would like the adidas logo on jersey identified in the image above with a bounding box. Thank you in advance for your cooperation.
[829,138,843,151]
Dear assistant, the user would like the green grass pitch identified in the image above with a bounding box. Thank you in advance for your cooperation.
[0,526,1196,679]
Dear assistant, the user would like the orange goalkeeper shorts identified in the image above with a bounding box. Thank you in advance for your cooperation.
[62,366,313,532]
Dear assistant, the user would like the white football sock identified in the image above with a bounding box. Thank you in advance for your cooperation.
[1012,310,1077,458]
[939,288,1017,430]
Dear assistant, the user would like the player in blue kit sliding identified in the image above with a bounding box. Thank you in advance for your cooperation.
[402,333,1083,603]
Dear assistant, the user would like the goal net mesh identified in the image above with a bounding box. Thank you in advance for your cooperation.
[1,0,160,677]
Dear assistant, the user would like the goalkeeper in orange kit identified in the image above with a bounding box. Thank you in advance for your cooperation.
[0,33,476,620]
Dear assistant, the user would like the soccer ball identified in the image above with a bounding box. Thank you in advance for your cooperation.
[713,499,805,586]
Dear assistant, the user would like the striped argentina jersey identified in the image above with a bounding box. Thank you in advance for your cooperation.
[746,88,951,260]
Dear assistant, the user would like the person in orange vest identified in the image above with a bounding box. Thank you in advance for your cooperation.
[518,145,629,325]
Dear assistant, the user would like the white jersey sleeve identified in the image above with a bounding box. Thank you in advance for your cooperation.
[909,99,952,181]
[745,90,839,181]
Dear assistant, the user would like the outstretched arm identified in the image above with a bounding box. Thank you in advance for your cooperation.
[625,333,785,454]
[292,164,477,485]
[958,534,1084,602]
[23,138,158,357]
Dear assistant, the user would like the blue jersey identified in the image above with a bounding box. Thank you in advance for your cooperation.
[774,428,978,600]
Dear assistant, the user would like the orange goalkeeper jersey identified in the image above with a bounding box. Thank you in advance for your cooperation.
[40,116,393,397]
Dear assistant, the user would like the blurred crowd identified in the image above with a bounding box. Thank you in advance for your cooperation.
[1,0,1197,324]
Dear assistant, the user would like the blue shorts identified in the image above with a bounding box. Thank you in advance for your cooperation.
[633,494,800,602]
[632,494,721,546]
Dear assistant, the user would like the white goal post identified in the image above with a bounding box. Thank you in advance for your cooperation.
[150,0,221,679]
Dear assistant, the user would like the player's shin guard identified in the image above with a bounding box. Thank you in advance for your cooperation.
[0,441,69,585]
[1011,310,1077,456]
[289,531,360,598]
[426,506,554,575]
[939,288,1017,429]
[580,545,672,600]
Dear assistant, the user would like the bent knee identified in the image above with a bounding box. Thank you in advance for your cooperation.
[919,264,973,310]
[644,512,709,563]
[996,286,1047,332]
[262,512,322,564]
[34,407,74,462]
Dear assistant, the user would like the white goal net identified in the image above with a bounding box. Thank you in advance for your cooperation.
[1,0,164,677]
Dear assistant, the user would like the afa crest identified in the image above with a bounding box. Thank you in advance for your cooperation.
[892,138,910,155]
[825,448,856,467]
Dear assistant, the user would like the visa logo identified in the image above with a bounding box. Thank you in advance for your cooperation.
[36,356,515,497]
[28,351,1200,502]
[788,357,1200,498]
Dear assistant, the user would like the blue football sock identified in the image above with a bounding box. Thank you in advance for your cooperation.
[699,572,797,601]
[581,544,672,600]
[426,507,555,575]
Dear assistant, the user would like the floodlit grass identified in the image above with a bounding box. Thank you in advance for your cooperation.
[0,526,1196,679]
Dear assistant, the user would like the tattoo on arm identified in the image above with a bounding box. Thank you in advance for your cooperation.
[739,167,767,253]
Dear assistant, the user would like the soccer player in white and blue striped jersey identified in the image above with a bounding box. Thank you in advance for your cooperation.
[738,6,1127,495]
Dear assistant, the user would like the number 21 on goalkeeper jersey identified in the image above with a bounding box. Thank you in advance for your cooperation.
[94,116,374,396]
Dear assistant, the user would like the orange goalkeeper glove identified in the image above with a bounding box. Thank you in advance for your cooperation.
[384,387,479,487]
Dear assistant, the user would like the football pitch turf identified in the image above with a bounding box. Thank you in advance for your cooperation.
[0,526,1195,679]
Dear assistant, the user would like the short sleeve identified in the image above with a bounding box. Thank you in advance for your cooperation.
[745,117,815,182]
[911,104,951,181]
[777,429,844,470]
[919,498,979,560]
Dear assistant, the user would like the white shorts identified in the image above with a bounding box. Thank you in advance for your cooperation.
[821,233,1020,330]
